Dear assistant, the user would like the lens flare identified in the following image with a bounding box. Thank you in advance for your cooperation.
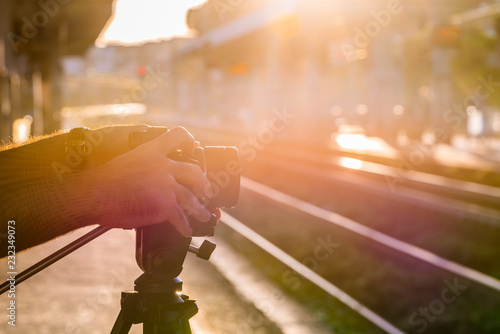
[339,157,363,170]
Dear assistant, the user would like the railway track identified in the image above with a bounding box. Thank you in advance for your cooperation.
[255,147,500,226]
[216,176,500,333]
[239,177,500,292]
[185,123,500,225]
[174,124,500,333]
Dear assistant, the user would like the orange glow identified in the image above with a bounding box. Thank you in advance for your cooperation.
[97,0,206,46]
[273,15,301,41]
[136,65,147,76]
[339,157,363,170]
[228,62,251,75]
[336,134,368,149]
[13,116,33,144]
[334,133,389,152]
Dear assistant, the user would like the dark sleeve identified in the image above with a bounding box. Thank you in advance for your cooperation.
[0,133,75,256]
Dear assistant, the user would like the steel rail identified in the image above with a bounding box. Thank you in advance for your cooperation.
[241,177,500,292]
[221,211,407,334]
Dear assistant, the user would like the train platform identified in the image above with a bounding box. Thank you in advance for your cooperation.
[449,134,500,164]
[0,225,330,334]
[332,130,500,173]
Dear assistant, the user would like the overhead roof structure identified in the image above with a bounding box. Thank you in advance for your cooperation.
[180,0,299,54]
[2,0,113,58]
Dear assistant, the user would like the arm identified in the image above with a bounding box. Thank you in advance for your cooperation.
[0,126,213,257]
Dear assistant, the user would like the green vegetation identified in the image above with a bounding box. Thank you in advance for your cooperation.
[219,159,500,333]
[453,22,500,108]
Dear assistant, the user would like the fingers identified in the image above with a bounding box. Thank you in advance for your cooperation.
[165,201,193,237]
[126,126,216,236]
[210,208,222,226]
[147,127,196,156]
[140,127,211,196]
[163,183,211,237]
[211,208,222,221]
[173,182,212,222]
[169,160,213,198]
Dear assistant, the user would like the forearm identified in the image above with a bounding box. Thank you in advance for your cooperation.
[0,131,90,255]
[0,173,94,256]
[0,125,148,255]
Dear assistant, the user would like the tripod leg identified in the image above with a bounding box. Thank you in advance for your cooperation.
[110,310,133,334]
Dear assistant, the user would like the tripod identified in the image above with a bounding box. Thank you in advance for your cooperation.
[111,222,216,334]
[110,274,197,333]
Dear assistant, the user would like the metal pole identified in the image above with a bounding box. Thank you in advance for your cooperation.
[0,226,111,295]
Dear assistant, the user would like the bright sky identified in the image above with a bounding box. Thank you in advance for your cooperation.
[97,0,207,46]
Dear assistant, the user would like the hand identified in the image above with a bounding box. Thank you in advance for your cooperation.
[70,127,214,236]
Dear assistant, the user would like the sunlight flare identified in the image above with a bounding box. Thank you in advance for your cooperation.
[97,0,206,46]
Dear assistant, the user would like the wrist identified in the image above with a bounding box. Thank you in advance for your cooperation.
[60,167,107,229]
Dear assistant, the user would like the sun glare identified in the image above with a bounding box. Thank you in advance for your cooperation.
[339,157,363,170]
[97,0,206,46]
[13,116,33,144]
[334,133,388,152]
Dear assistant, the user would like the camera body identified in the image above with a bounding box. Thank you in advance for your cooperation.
[129,129,240,277]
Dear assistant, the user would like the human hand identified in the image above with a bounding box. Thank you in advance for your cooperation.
[70,126,214,236]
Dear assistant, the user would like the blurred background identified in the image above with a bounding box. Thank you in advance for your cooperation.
[1,1,500,333]
[1,0,500,147]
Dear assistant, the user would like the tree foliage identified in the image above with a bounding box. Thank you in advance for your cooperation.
[452,20,500,107]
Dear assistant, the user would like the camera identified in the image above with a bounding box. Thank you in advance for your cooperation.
[129,129,240,277]
[167,146,240,211]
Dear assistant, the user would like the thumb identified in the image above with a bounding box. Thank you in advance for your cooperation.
[147,127,196,155]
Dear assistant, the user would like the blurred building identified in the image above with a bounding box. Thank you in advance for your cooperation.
[165,0,499,144]
[0,0,113,142]
[59,39,190,129]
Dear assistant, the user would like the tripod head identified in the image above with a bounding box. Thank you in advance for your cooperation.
[135,214,218,279]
